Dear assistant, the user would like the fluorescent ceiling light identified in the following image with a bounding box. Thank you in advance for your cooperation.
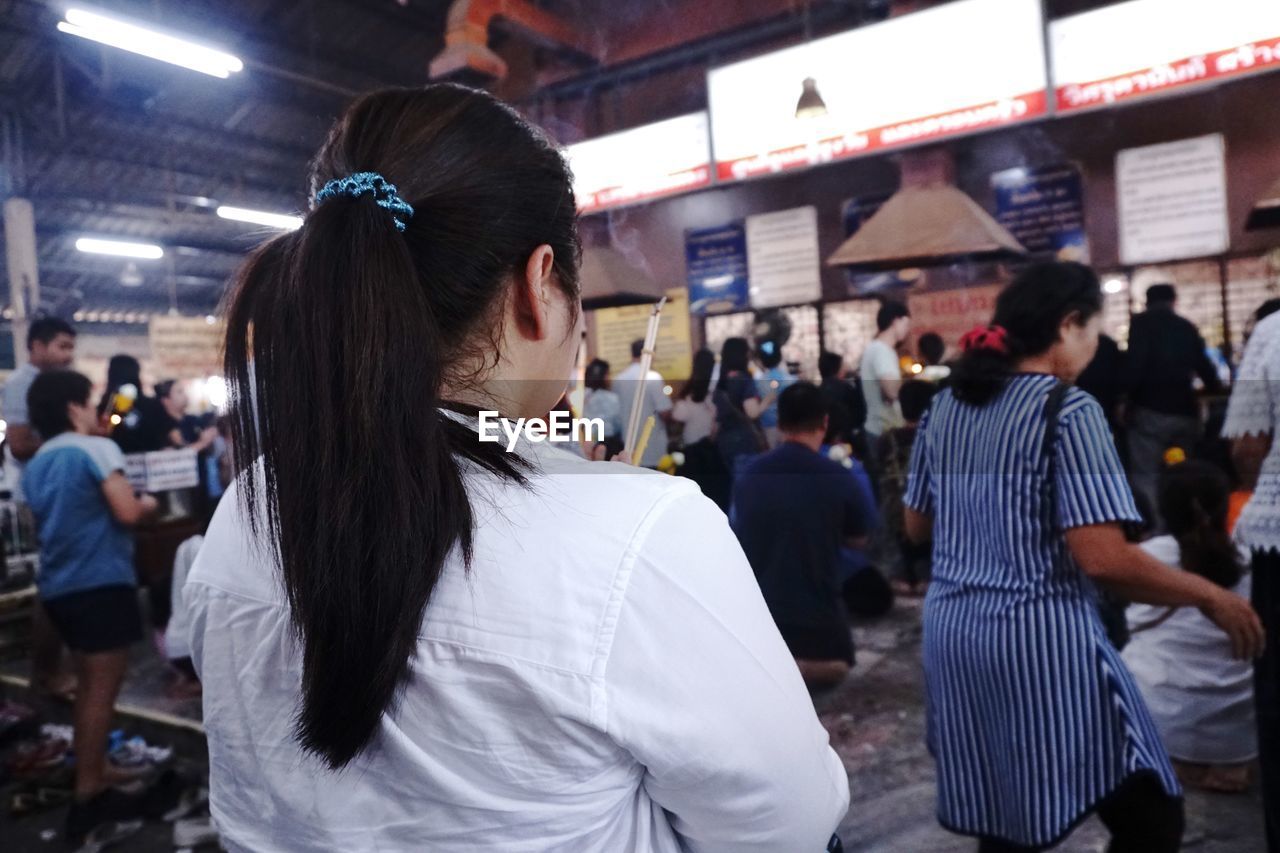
[58,8,243,78]
[76,237,164,260]
[216,205,303,231]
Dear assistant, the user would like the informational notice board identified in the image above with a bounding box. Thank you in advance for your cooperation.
[592,287,693,382]
[150,315,225,380]
[686,223,750,316]
[124,448,199,493]
[992,165,1090,263]
[745,206,822,309]
[1116,134,1229,265]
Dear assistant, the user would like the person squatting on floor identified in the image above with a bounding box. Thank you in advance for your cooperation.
[730,382,885,689]
[1121,460,1258,793]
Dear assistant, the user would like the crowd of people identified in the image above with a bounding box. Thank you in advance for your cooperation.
[0,319,228,842]
[0,83,1276,853]
[575,272,1275,849]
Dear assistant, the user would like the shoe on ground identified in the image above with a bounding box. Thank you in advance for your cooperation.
[71,818,144,853]
[162,785,209,822]
[173,816,219,848]
[65,788,146,845]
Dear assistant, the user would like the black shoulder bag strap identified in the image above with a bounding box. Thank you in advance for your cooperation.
[1041,381,1069,533]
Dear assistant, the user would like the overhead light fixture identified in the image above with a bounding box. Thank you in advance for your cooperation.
[57,7,244,79]
[76,237,164,260]
[216,205,303,231]
[1103,278,1126,294]
[795,77,828,119]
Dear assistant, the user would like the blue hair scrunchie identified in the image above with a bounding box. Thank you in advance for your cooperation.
[315,171,415,233]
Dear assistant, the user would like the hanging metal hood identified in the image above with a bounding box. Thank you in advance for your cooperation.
[827,148,1027,271]
[1246,175,1280,231]
[579,245,665,310]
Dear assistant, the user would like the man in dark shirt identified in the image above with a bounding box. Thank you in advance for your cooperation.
[730,382,873,689]
[1077,333,1126,452]
[1123,283,1223,515]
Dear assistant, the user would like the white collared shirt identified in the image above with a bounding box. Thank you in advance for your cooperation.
[186,437,847,852]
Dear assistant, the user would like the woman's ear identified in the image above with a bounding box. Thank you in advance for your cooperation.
[1058,310,1086,339]
[511,245,557,341]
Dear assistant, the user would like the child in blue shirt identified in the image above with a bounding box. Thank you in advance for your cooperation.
[22,369,158,842]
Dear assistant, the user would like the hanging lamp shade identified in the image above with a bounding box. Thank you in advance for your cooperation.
[795,77,828,119]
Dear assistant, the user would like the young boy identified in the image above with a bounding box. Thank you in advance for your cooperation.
[22,370,158,842]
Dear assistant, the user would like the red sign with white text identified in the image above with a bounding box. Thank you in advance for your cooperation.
[1056,38,1280,112]
[1051,0,1280,113]
[707,0,1047,184]
[566,113,712,215]
[716,92,1047,183]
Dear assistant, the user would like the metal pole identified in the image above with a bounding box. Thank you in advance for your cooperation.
[1218,255,1233,369]
[4,198,40,364]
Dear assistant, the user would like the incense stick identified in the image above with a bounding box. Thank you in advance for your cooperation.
[631,415,656,467]
[623,296,667,462]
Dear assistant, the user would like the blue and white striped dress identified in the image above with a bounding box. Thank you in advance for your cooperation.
[905,374,1180,847]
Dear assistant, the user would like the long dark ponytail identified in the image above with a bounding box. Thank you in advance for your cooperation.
[223,85,581,769]
[951,261,1103,405]
[1158,460,1243,589]
[682,348,715,403]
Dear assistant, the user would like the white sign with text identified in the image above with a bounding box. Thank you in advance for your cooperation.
[565,113,712,214]
[1117,134,1229,265]
[745,207,822,308]
[707,0,1046,182]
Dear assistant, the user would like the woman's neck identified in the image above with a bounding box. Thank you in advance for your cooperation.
[1014,354,1057,377]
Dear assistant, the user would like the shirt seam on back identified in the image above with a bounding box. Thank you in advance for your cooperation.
[585,482,695,730]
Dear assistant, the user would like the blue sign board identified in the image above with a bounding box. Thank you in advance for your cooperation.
[992,164,1089,262]
[840,194,916,295]
[686,223,750,316]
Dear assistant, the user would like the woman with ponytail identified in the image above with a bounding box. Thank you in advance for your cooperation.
[1122,460,1256,791]
[184,85,847,852]
[904,261,1263,852]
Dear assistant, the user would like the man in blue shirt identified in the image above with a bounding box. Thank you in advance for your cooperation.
[23,370,158,843]
[755,340,794,448]
[730,382,880,689]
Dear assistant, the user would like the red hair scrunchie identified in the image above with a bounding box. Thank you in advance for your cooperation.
[960,324,1010,356]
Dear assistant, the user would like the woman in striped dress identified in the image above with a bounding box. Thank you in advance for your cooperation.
[903,262,1264,852]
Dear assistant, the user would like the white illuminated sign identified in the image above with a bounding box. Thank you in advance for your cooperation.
[1051,0,1280,113]
[565,113,712,214]
[706,0,1046,183]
